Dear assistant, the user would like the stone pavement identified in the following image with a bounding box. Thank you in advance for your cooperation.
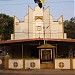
[0,69,75,75]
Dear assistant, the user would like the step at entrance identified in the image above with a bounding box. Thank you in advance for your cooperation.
[40,62,54,69]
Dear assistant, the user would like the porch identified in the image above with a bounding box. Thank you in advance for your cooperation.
[0,38,75,69]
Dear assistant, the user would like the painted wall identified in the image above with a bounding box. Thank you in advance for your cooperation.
[11,6,67,40]
[55,58,70,69]
[6,58,75,69]
[8,59,40,69]
[43,7,50,38]
[72,59,75,69]
[0,59,2,65]
[25,59,40,69]
[9,59,23,69]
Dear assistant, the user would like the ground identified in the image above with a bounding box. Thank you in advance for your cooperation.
[0,69,75,75]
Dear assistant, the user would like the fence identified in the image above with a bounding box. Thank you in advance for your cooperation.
[55,58,75,69]
[0,58,75,69]
[8,59,40,69]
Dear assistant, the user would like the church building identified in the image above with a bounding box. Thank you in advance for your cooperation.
[0,6,75,70]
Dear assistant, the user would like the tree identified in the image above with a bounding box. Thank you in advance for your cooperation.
[0,14,14,40]
[64,17,75,39]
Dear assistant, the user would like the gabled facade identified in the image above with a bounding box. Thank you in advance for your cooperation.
[11,6,67,40]
[1,6,75,70]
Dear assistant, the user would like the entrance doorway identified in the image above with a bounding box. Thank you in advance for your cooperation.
[37,44,55,69]
[41,49,52,62]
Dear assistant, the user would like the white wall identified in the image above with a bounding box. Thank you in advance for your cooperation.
[50,20,63,39]
[72,59,75,69]
[12,6,67,40]
[33,6,43,38]
[8,58,75,69]
[8,59,40,69]
[55,59,70,69]
[9,59,23,69]
[11,34,14,40]
[28,6,33,38]
[35,19,44,38]
[25,59,40,69]
[44,7,50,38]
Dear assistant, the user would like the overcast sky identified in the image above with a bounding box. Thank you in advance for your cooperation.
[0,0,74,21]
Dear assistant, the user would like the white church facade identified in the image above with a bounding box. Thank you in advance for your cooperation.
[11,6,67,40]
[2,6,75,70]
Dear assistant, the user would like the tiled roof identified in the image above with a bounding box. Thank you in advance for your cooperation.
[0,38,75,45]
[37,44,55,48]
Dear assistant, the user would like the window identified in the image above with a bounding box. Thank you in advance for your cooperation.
[41,49,52,61]
[37,26,42,31]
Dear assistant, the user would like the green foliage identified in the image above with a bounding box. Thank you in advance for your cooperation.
[64,17,75,39]
[0,14,14,40]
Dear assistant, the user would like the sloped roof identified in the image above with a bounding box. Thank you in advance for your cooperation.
[37,44,55,49]
[0,38,75,45]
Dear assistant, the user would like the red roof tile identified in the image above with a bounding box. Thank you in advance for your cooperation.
[0,38,75,45]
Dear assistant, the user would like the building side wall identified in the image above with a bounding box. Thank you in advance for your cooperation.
[33,6,43,38]
[28,6,33,38]
[50,16,64,39]
[50,15,54,23]
[15,22,27,39]
[24,15,29,39]
[14,16,20,40]
[35,19,44,38]
[44,7,51,38]
[14,15,29,39]
[50,22,59,38]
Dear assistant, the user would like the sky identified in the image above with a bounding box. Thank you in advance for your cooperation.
[0,0,75,21]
